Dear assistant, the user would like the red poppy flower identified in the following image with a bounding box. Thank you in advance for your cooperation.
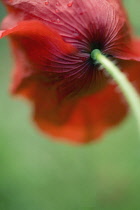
[0,0,140,143]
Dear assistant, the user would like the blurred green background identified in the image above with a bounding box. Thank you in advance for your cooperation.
[0,1,140,209]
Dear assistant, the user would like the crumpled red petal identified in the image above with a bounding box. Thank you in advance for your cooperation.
[33,58,140,143]
[2,0,140,61]
[0,20,75,55]
[10,38,140,143]
[0,17,108,99]
[8,55,140,143]
[1,19,91,101]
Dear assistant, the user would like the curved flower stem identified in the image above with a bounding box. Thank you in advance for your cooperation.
[91,49,140,137]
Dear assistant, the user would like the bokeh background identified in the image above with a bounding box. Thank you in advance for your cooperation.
[0,1,140,209]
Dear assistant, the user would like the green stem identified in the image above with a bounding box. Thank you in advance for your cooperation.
[91,49,140,136]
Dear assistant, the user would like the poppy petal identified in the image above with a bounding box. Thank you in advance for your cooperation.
[112,38,140,61]
[33,84,127,144]
[0,19,86,100]
[0,20,75,55]
[33,59,140,144]
[0,17,107,99]
[2,0,132,59]
[12,57,138,144]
